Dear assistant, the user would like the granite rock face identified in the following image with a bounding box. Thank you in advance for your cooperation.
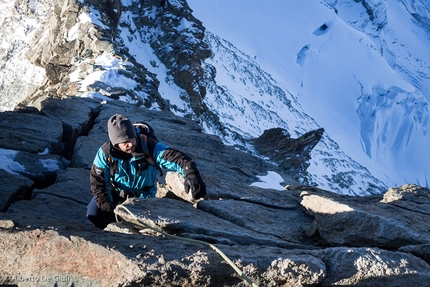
[0,96,430,287]
[19,0,211,117]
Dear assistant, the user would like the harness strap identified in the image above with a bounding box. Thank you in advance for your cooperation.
[109,180,153,199]
[118,187,154,199]
[139,133,163,176]
[139,134,156,165]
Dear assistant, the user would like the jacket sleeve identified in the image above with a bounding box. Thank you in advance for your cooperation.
[90,146,115,212]
[153,141,206,199]
[157,145,201,176]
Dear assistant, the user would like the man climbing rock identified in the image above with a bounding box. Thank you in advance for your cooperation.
[87,114,206,228]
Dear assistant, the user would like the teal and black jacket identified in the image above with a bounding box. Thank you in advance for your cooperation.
[90,133,198,212]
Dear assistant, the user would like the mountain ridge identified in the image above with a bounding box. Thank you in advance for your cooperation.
[0,1,428,193]
[187,0,430,191]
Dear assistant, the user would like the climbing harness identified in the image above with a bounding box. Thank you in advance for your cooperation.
[114,204,260,287]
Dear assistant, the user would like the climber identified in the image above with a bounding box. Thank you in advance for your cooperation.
[86,114,206,228]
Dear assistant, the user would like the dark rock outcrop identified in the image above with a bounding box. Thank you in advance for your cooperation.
[254,127,324,183]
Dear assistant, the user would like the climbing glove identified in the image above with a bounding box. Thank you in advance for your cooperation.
[184,171,206,199]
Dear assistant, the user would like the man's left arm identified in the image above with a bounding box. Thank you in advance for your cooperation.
[154,142,206,199]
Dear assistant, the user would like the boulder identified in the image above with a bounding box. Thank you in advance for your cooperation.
[0,111,63,154]
[40,96,101,159]
[322,247,430,286]
[301,190,430,248]
[14,151,63,185]
[0,170,33,212]
[381,184,430,214]
[0,229,145,287]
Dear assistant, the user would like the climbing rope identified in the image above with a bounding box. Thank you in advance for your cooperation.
[114,204,260,287]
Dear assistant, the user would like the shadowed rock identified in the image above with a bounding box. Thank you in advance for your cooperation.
[254,127,324,183]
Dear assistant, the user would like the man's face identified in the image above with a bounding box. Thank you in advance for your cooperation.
[118,137,137,154]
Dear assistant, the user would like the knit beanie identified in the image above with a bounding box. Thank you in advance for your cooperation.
[107,114,137,146]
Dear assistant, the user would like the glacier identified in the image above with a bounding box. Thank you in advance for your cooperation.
[187,0,430,190]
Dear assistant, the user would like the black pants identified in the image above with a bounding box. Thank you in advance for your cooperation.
[86,197,116,229]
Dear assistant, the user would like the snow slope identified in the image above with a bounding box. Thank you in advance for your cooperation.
[187,0,430,189]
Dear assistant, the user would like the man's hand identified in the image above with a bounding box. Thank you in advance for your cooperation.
[184,172,206,199]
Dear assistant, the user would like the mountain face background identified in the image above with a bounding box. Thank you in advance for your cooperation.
[188,0,430,191]
[0,0,429,195]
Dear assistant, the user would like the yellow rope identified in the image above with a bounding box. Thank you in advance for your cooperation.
[114,204,260,287]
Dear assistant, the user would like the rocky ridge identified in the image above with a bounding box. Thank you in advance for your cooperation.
[1,96,430,286]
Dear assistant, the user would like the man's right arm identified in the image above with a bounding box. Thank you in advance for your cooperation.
[90,146,116,212]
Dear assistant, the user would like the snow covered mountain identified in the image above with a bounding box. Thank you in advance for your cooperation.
[186,0,430,192]
[0,0,47,111]
[0,0,428,195]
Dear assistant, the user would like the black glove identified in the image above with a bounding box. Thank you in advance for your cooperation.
[184,172,206,199]
[99,200,116,213]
